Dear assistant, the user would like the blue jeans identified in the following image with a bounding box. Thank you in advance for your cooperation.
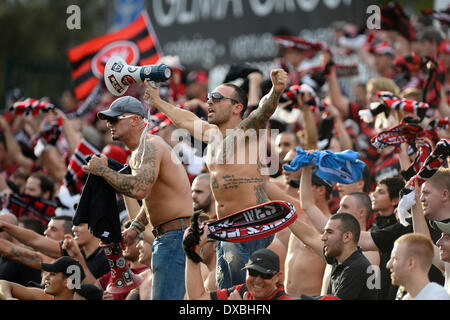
[151,228,186,300]
[216,235,274,289]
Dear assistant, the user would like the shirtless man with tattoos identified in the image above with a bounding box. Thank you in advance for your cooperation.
[145,69,288,289]
[83,96,192,300]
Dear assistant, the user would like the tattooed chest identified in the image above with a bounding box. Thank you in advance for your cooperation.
[205,133,261,166]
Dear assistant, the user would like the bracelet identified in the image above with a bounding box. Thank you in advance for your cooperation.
[130,219,146,234]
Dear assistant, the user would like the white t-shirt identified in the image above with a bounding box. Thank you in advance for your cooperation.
[403,282,450,300]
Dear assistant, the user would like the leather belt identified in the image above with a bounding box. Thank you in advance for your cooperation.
[152,217,191,238]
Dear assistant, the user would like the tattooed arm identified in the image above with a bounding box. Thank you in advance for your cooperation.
[0,221,60,258]
[144,81,217,143]
[239,69,287,131]
[83,137,162,200]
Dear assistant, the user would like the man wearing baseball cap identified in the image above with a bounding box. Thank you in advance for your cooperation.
[186,245,292,300]
[0,256,86,300]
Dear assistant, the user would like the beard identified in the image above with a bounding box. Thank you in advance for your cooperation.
[193,194,212,212]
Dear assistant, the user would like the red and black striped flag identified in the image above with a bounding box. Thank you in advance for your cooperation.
[67,11,162,100]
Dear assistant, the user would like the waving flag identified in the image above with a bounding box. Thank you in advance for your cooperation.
[67,11,162,100]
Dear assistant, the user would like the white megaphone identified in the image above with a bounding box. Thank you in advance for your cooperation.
[104,56,172,96]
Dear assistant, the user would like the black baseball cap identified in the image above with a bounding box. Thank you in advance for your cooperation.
[242,249,280,275]
[74,283,103,300]
[40,256,86,281]
[98,96,146,120]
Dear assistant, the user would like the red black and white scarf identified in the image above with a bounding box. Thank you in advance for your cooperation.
[370,118,438,180]
[378,91,430,120]
[183,201,297,262]
[359,91,431,123]
[412,138,450,187]
[394,54,446,109]
[206,201,297,242]
[398,138,450,226]
[281,84,328,114]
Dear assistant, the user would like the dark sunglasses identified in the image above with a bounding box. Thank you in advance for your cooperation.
[106,114,136,124]
[207,92,239,104]
[247,268,276,279]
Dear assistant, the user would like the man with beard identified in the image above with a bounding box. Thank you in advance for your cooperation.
[288,212,378,299]
[145,69,288,289]
[191,173,216,220]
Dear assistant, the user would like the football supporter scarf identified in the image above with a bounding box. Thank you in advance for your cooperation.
[67,11,162,100]
[394,54,445,109]
[398,138,450,226]
[283,147,366,184]
[7,194,56,226]
[281,84,328,114]
[359,91,430,123]
[370,118,438,180]
[63,138,100,195]
[427,117,450,130]
[183,201,297,262]
[413,138,450,187]
[10,98,55,116]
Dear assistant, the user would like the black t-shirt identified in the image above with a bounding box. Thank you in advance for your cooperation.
[84,247,110,279]
[60,242,110,279]
[0,256,42,286]
[325,248,378,300]
[368,213,398,300]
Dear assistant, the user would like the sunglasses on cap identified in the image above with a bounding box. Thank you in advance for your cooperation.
[247,268,276,279]
[207,92,239,105]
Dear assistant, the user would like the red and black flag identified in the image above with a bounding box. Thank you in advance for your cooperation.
[67,11,162,100]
